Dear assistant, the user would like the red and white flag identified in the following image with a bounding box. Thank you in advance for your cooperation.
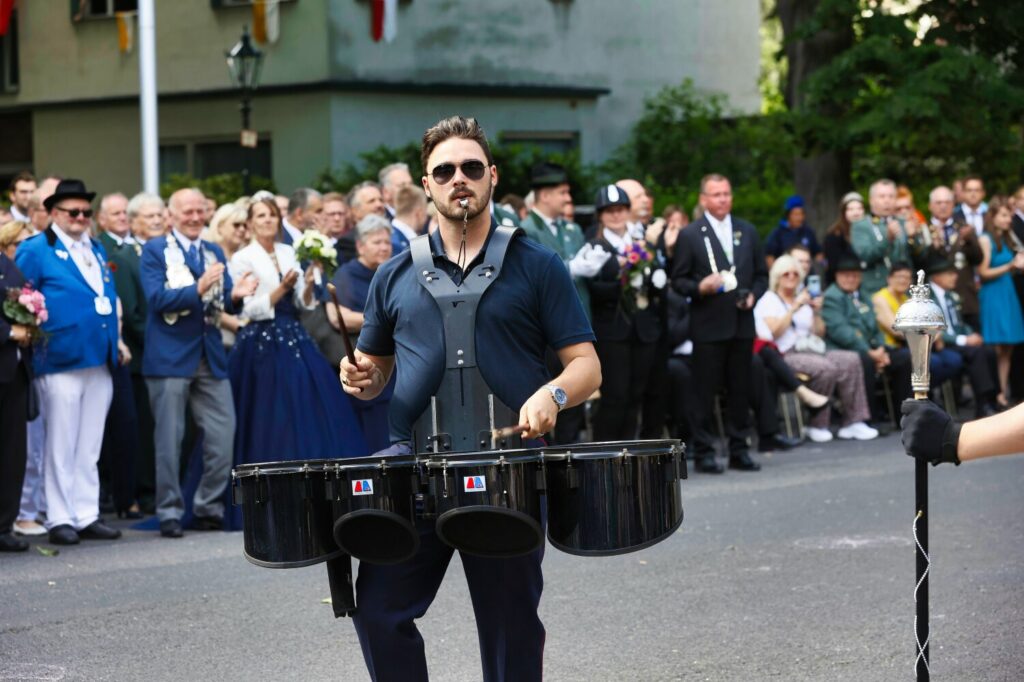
[0,0,16,37]
[371,0,398,43]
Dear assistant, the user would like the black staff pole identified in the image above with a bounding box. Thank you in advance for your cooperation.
[893,270,946,682]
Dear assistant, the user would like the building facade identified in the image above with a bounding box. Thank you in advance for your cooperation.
[0,0,760,196]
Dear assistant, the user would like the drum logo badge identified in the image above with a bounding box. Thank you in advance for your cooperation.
[464,476,486,492]
[352,479,374,496]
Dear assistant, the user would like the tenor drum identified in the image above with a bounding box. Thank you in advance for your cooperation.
[232,459,343,569]
[425,450,545,558]
[329,455,421,565]
[543,440,685,556]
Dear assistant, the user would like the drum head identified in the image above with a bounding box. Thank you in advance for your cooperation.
[435,507,543,558]
[334,510,419,565]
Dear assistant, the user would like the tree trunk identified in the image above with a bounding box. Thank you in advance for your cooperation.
[777,0,855,234]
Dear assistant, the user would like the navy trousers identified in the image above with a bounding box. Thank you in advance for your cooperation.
[352,519,545,682]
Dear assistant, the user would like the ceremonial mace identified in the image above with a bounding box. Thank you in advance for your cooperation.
[892,270,947,682]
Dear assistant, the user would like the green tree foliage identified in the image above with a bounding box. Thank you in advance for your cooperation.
[791,0,1024,194]
[160,173,276,206]
[601,80,795,234]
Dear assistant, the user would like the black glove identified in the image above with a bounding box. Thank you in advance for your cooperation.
[900,399,961,466]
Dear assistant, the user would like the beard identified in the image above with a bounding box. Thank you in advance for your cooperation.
[434,183,493,223]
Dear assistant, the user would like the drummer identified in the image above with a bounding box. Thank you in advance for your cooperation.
[340,115,600,681]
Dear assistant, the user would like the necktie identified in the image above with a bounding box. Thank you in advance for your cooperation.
[945,295,958,331]
[187,244,199,270]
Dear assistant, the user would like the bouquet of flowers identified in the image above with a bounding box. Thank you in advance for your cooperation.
[619,241,667,311]
[4,284,49,344]
[294,230,338,284]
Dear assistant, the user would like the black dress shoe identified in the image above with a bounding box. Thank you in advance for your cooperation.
[0,532,29,552]
[694,455,725,474]
[728,452,762,471]
[192,515,223,531]
[49,525,80,545]
[160,519,184,538]
[78,520,122,540]
[757,433,803,453]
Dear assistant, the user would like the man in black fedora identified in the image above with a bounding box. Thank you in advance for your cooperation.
[15,179,127,545]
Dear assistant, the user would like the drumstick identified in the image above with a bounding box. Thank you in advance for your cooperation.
[491,424,529,441]
[327,283,361,393]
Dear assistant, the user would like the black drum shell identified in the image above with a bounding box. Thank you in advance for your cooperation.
[544,440,684,556]
[233,460,342,569]
[329,456,421,565]
[427,451,544,558]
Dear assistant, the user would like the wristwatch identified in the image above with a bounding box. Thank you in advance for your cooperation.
[542,384,568,411]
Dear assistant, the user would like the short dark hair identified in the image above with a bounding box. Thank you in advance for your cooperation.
[962,174,984,188]
[889,261,913,276]
[420,116,494,176]
[8,171,36,192]
[787,243,811,257]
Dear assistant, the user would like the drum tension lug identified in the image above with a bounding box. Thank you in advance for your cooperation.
[427,433,452,452]
[231,472,242,506]
[302,464,313,500]
[567,466,580,490]
[255,468,266,505]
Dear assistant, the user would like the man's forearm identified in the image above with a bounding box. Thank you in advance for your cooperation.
[958,402,1024,461]
[551,355,602,408]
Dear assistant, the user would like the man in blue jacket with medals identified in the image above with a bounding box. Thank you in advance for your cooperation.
[16,179,126,545]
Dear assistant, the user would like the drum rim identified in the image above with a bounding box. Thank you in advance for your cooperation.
[424,453,544,469]
[435,506,544,558]
[336,458,419,473]
[546,507,684,557]
[334,509,421,565]
[542,439,682,461]
[242,547,347,569]
[233,458,338,476]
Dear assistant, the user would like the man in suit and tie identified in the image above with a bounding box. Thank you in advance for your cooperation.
[954,175,987,236]
[140,188,257,538]
[521,162,592,444]
[15,179,125,545]
[928,258,999,418]
[389,184,427,256]
[280,188,323,246]
[670,173,768,473]
[378,162,414,221]
[96,193,146,517]
[923,185,983,330]
[320,192,351,249]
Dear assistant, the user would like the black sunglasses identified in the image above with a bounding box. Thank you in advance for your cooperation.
[54,206,94,219]
[430,160,488,185]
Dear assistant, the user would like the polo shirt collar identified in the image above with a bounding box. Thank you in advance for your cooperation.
[428,217,500,272]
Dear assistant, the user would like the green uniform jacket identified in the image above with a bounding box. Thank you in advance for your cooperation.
[851,215,911,298]
[493,203,521,228]
[822,282,884,353]
[99,231,147,373]
[520,210,591,318]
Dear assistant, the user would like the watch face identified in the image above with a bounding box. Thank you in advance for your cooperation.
[553,387,568,405]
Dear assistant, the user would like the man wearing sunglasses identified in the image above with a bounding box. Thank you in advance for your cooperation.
[341,116,601,681]
[15,179,124,546]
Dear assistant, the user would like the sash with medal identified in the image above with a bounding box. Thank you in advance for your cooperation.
[162,237,224,327]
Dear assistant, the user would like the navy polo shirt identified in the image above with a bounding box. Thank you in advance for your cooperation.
[358,224,595,443]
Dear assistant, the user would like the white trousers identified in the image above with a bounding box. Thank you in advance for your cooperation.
[36,365,113,530]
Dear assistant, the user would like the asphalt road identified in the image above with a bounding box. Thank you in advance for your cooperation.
[2,432,1022,681]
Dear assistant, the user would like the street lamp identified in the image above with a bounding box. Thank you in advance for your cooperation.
[226,26,264,195]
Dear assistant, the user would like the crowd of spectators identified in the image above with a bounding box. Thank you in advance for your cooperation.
[2,163,1023,551]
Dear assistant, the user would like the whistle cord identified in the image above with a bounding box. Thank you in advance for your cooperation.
[913,509,931,677]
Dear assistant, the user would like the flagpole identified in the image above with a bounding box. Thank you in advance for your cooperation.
[138,0,159,195]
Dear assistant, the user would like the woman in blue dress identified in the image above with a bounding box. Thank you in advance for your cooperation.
[224,198,367,529]
[978,196,1024,408]
[329,214,395,453]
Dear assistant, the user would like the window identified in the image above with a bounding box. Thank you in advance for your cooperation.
[500,131,579,154]
[71,0,138,21]
[0,8,18,93]
[159,139,272,183]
